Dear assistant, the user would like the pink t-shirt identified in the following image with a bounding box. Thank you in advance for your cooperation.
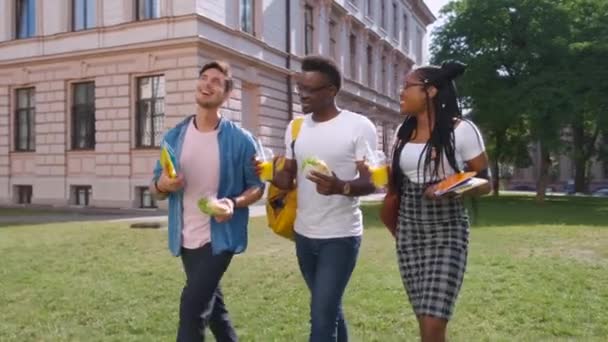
[180,119,220,249]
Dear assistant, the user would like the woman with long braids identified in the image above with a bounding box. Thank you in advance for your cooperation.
[389,61,491,342]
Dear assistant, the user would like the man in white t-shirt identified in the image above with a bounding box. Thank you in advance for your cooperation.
[272,56,378,341]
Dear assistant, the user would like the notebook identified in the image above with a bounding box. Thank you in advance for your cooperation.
[160,146,177,179]
[434,172,488,196]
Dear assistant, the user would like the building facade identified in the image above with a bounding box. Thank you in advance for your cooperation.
[0,0,435,208]
[506,144,608,193]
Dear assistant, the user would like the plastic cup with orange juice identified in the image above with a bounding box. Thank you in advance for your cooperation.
[255,140,274,181]
[368,150,389,188]
[259,159,273,181]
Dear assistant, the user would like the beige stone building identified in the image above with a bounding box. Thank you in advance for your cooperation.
[507,145,608,193]
[0,0,435,208]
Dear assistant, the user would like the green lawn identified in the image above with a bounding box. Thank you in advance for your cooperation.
[1,196,607,341]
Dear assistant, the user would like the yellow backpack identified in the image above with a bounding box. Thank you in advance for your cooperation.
[265,117,304,240]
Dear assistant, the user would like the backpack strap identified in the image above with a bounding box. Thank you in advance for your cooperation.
[290,117,304,159]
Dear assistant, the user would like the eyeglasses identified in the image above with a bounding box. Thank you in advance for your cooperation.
[295,84,333,94]
[399,82,426,94]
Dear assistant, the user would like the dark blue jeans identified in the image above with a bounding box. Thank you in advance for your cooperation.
[177,244,237,342]
[295,233,362,342]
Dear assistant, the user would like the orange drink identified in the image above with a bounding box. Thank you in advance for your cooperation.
[259,160,273,181]
[370,165,389,188]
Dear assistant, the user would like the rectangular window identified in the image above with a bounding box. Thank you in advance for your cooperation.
[240,0,255,34]
[138,187,157,208]
[136,76,165,147]
[382,123,389,154]
[16,0,36,39]
[15,185,33,204]
[73,185,92,206]
[73,0,96,31]
[15,88,35,152]
[304,5,314,55]
[381,55,387,94]
[392,2,398,38]
[416,27,424,63]
[366,0,373,18]
[72,82,96,150]
[381,0,386,29]
[349,34,357,79]
[393,63,399,97]
[136,0,160,20]
[402,14,409,51]
[329,19,338,61]
[366,45,373,87]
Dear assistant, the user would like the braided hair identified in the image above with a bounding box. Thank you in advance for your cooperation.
[390,61,467,193]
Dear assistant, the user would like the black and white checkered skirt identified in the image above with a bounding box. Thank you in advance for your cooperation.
[396,178,470,320]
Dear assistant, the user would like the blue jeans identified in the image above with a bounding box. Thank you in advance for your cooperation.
[295,233,362,342]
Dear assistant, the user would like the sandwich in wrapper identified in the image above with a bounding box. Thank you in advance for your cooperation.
[301,157,332,176]
[197,197,231,216]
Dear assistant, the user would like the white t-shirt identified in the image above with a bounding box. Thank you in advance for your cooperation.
[285,110,377,239]
[399,120,485,183]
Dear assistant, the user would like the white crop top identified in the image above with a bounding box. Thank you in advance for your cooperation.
[398,120,485,184]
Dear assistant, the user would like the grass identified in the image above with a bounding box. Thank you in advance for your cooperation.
[1,196,607,341]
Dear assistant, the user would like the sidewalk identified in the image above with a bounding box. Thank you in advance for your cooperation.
[0,193,385,226]
[111,193,385,223]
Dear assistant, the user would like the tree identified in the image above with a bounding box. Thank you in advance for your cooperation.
[431,0,571,200]
[559,0,608,193]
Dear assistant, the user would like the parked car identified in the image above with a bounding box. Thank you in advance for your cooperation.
[511,185,535,192]
[564,180,575,195]
[591,188,608,197]
[509,185,560,194]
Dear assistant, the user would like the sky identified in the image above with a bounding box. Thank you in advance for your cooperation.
[425,0,451,18]
[424,0,451,60]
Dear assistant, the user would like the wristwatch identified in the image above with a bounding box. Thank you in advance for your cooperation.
[342,181,351,196]
[227,197,237,208]
[154,180,167,194]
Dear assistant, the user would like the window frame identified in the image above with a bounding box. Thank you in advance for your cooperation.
[366,44,373,87]
[381,54,387,94]
[349,33,357,79]
[138,186,157,208]
[365,0,373,18]
[15,0,36,39]
[72,0,96,31]
[73,185,92,206]
[392,2,398,39]
[380,0,386,30]
[304,5,314,55]
[135,75,165,148]
[71,82,96,150]
[15,185,33,204]
[329,19,338,61]
[402,14,409,51]
[14,87,36,152]
[239,0,256,35]
[393,62,400,98]
[136,0,160,21]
